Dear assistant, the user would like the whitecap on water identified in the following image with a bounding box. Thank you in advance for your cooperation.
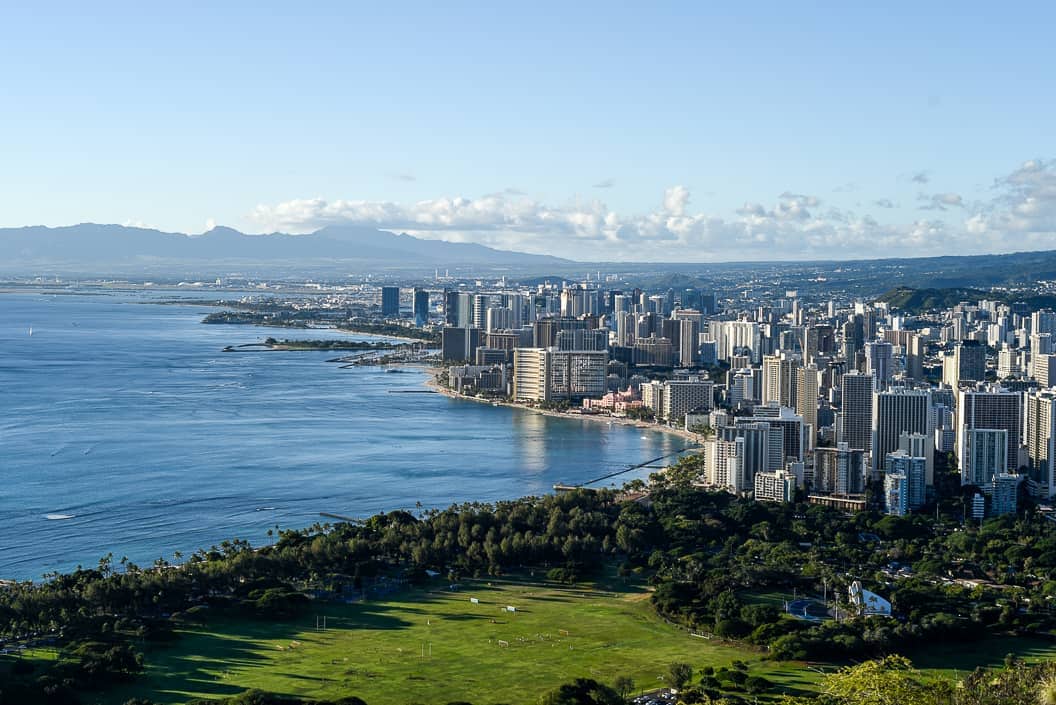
[44,513,76,520]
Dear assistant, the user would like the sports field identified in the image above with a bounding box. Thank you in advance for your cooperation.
[100,577,821,704]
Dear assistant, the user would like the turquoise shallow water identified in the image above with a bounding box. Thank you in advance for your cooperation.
[0,289,680,580]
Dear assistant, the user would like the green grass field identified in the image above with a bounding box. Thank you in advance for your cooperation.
[97,577,821,705]
[63,576,1056,705]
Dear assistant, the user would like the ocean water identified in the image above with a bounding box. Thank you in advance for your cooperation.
[0,290,682,580]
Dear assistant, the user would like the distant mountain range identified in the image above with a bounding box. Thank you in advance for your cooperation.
[0,223,570,275]
[7,223,1056,291]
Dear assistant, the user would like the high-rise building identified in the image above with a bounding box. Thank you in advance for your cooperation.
[678,318,700,367]
[381,286,400,317]
[754,468,797,503]
[943,340,986,388]
[707,423,774,493]
[443,289,460,326]
[729,368,755,407]
[512,348,608,402]
[412,288,430,326]
[838,371,874,454]
[814,443,866,495]
[472,294,492,329]
[709,320,762,363]
[560,287,587,318]
[456,292,474,327]
[990,472,1021,516]
[555,328,607,351]
[803,325,835,364]
[762,353,800,408]
[885,450,926,509]
[796,365,820,450]
[957,386,1022,477]
[961,429,1008,487]
[642,378,714,421]
[864,341,894,386]
[884,330,925,380]
[632,336,674,367]
[441,326,481,362]
[883,471,909,516]
[745,403,806,465]
[872,388,933,480]
[1033,353,1056,386]
[998,345,1020,379]
[1033,310,1056,337]
[485,307,512,332]
[1025,389,1056,499]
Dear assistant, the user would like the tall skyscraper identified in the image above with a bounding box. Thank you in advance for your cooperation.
[1026,389,1056,499]
[943,340,986,388]
[886,450,926,509]
[678,318,700,367]
[762,353,800,408]
[740,404,806,465]
[456,292,473,328]
[708,423,774,493]
[815,443,866,495]
[412,288,429,326]
[883,470,909,516]
[1033,310,1056,337]
[796,365,819,450]
[961,428,1008,488]
[872,388,933,480]
[864,341,894,387]
[441,326,480,362]
[990,473,1021,515]
[957,386,1022,477]
[1033,352,1056,386]
[472,294,492,329]
[838,371,874,454]
[443,289,459,326]
[512,348,608,402]
[381,286,400,317]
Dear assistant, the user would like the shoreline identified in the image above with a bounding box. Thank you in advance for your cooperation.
[421,368,703,446]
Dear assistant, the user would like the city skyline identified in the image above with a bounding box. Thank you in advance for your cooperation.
[2,2,1054,261]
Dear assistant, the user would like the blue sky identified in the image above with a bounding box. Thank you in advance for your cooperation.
[1,1,1054,261]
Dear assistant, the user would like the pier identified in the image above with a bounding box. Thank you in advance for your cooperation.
[553,447,694,491]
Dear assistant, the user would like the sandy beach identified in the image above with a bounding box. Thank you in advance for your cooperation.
[422,367,704,446]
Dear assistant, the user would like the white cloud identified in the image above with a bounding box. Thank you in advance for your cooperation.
[965,159,1056,244]
[248,159,1056,261]
[918,192,965,210]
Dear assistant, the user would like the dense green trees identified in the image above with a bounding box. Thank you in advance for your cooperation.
[5,469,1056,704]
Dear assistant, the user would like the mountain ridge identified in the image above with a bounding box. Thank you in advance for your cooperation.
[0,223,570,273]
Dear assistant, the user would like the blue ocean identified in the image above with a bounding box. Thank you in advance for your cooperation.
[0,289,680,580]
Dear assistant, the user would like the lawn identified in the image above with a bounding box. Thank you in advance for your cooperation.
[96,576,821,705]
[907,634,1056,680]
